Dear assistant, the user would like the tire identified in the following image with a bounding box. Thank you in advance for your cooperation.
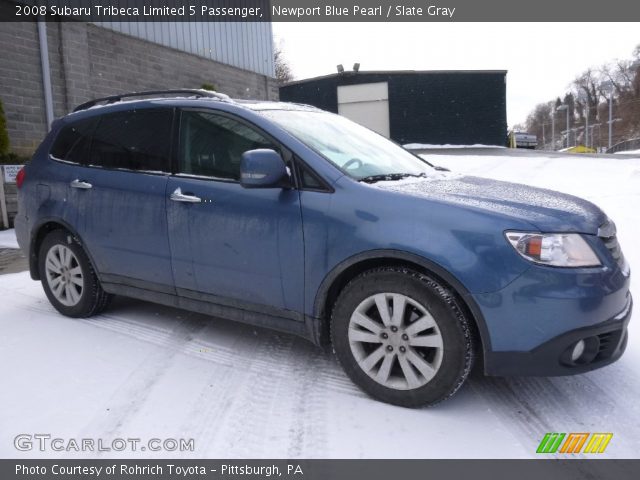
[38,229,112,318]
[330,267,474,407]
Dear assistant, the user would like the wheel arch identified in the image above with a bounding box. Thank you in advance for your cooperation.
[313,250,492,363]
[29,218,97,281]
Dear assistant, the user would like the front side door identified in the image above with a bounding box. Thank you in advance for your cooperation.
[166,109,305,316]
[74,107,175,292]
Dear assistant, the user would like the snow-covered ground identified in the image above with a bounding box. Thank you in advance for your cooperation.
[1,151,639,459]
[0,228,19,249]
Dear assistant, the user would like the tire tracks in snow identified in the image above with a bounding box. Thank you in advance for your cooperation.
[77,302,334,457]
[179,330,294,457]
[0,277,360,457]
[283,341,331,458]
[73,313,208,455]
[203,333,299,457]
[0,267,425,403]
[194,334,331,458]
[74,301,362,457]
[81,307,359,457]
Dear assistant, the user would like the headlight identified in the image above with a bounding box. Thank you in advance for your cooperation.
[505,232,601,267]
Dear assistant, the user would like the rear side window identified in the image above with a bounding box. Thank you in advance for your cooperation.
[89,109,173,172]
[50,118,96,164]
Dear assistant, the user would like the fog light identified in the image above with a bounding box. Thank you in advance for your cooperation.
[571,340,586,362]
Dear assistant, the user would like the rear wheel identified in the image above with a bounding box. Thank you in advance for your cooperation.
[331,267,474,407]
[38,230,111,317]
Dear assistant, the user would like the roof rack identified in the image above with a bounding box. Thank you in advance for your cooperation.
[72,89,232,112]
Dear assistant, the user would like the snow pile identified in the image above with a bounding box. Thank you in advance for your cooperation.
[404,143,506,150]
[0,228,19,249]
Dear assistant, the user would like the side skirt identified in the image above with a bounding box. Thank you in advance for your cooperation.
[101,281,318,344]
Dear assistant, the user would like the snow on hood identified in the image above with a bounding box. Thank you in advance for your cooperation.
[374,174,607,234]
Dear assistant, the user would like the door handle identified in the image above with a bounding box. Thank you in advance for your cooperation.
[170,187,202,203]
[70,179,92,189]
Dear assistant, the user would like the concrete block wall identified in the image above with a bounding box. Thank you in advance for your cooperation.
[0,20,279,156]
[0,22,49,154]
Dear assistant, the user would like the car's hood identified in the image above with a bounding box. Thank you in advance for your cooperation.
[375,174,607,234]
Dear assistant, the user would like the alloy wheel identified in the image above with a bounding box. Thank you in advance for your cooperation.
[44,244,84,307]
[348,292,443,390]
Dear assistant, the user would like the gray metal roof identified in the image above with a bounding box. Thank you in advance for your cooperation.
[95,21,275,77]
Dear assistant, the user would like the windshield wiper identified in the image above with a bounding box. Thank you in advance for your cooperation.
[358,172,427,184]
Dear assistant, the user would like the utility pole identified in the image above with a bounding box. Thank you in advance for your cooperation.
[585,106,589,148]
[551,112,555,151]
[578,91,589,148]
[566,108,570,148]
[601,80,614,150]
[608,90,613,149]
[556,104,569,149]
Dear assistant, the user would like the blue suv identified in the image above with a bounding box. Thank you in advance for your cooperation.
[15,90,632,407]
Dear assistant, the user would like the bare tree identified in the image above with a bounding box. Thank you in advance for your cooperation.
[525,101,554,148]
[522,44,640,150]
[573,69,601,121]
[274,41,294,85]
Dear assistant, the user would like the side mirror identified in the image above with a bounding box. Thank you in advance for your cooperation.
[240,149,291,189]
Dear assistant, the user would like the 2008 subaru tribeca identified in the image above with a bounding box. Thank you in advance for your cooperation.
[15,90,632,407]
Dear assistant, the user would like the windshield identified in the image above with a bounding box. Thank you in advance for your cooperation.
[259,109,433,181]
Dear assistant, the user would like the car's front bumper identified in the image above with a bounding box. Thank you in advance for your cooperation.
[484,293,631,376]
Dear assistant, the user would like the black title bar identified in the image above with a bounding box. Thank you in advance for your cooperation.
[2,0,640,22]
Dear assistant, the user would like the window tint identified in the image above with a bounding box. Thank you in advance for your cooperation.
[50,118,95,164]
[180,111,275,180]
[89,109,173,172]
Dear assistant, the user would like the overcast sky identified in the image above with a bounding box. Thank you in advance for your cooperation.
[272,23,639,126]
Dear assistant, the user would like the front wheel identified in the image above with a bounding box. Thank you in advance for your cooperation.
[38,230,111,317]
[331,267,474,407]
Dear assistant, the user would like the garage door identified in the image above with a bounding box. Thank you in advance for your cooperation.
[337,82,390,138]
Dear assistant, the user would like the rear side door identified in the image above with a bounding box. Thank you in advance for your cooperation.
[73,107,176,292]
[46,117,98,232]
[166,109,305,316]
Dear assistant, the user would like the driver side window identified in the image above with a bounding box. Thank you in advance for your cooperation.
[179,111,276,181]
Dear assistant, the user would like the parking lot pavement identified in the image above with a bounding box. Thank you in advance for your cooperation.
[0,248,28,275]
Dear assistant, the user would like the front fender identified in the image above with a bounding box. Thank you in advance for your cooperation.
[312,248,495,354]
